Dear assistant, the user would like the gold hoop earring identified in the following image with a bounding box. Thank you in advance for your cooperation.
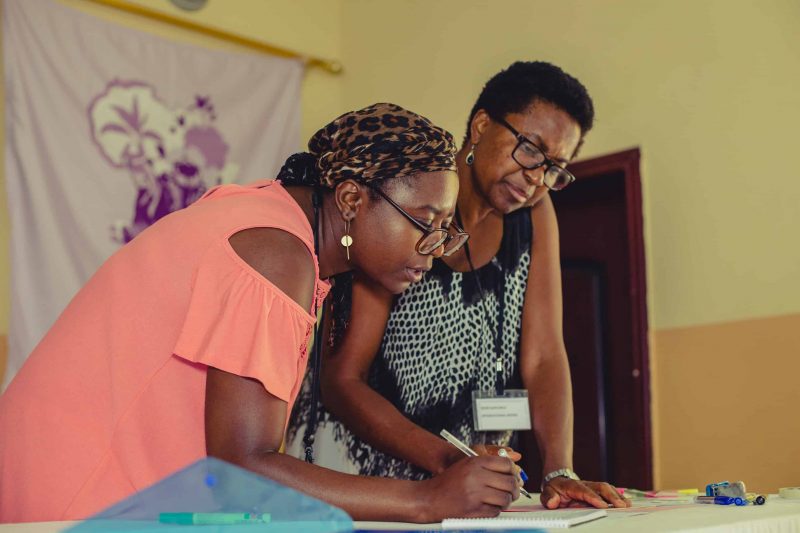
[465,144,476,166]
[340,220,353,260]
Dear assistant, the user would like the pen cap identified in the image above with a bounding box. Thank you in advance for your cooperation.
[158,513,193,525]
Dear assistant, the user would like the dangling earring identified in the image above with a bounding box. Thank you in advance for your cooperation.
[465,144,476,166]
[340,220,353,261]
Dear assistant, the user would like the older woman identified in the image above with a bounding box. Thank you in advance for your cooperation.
[0,103,519,523]
[289,64,631,510]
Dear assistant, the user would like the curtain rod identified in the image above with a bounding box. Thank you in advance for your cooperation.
[84,0,343,74]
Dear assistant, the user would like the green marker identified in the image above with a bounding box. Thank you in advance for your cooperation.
[159,512,271,525]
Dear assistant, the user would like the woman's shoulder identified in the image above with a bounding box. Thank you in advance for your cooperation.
[186,180,320,316]
[178,179,315,250]
[228,226,317,315]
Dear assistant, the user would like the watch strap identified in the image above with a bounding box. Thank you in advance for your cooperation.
[541,468,580,490]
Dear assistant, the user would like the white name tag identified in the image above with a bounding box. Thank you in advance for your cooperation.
[472,390,531,431]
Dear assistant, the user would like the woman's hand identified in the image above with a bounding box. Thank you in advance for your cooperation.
[541,477,631,509]
[441,444,525,490]
[419,455,520,522]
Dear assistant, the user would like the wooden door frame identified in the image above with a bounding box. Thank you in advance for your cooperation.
[568,147,653,487]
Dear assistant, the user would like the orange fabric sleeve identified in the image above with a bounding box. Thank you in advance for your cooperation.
[173,240,314,403]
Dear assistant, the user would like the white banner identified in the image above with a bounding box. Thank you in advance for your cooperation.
[3,0,303,389]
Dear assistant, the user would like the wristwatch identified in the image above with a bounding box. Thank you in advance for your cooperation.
[541,468,580,490]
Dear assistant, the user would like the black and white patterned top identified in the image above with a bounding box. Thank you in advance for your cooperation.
[287,207,533,480]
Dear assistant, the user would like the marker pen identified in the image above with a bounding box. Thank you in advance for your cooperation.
[695,496,745,506]
[159,512,270,525]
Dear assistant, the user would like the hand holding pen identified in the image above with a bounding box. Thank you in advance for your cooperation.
[419,449,525,521]
[440,429,532,499]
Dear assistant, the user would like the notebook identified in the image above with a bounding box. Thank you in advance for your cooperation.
[441,508,608,529]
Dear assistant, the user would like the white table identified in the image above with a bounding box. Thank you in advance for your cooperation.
[354,495,800,532]
[1,495,799,532]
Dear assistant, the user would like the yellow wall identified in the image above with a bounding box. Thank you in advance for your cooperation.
[334,0,800,492]
[654,313,800,493]
[2,0,799,493]
[0,4,6,382]
[337,0,800,331]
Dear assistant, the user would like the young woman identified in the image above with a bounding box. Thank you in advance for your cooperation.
[288,64,630,510]
[0,103,520,523]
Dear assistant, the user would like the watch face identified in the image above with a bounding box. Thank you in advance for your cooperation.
[169,0,208,11]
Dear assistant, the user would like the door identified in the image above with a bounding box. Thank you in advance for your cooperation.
[548,148,652,489]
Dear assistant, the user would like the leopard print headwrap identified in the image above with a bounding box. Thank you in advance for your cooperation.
[277,102,457,187]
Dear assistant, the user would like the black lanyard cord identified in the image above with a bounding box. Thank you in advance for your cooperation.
[456,211,505,396]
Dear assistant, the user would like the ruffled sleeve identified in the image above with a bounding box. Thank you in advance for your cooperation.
[173,240,316,403]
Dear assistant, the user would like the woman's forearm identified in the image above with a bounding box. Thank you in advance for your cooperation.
[234,449,520,523]
[322,377,457,474]
[240,451,427,522]
[524,354,574,474]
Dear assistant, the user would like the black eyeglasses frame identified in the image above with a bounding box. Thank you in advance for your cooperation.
[494,116,576,191]
[359,180,469,257]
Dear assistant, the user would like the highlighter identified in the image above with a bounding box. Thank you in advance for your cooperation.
[159,513,270,525]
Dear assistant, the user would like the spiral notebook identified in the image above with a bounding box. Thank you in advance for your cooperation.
[442,508,607,529]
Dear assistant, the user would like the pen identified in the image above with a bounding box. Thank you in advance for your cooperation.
[439,429,532,500]
[497,449,530,484]
[694,496,746,506]
[159,512,271,525]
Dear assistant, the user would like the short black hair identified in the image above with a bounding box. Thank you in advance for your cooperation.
[465,61,594,143]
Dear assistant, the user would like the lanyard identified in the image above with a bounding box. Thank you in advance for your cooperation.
[303,187,327,464]
[456,211,505,395]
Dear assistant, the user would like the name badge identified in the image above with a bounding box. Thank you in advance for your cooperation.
[472,389,531,431]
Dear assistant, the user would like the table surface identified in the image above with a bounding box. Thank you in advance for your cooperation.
[355,495,800,532]
[1,495,799,532]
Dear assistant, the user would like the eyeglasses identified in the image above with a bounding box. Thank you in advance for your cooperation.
[495,117,576,191]
[363,182,469,257]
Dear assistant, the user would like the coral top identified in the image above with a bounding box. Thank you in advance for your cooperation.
[0,180,329,522]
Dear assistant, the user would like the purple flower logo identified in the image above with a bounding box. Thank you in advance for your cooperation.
[88,80,238,243]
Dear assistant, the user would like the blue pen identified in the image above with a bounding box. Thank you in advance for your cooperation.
[440,429,532,499]
[695,496,746,506]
